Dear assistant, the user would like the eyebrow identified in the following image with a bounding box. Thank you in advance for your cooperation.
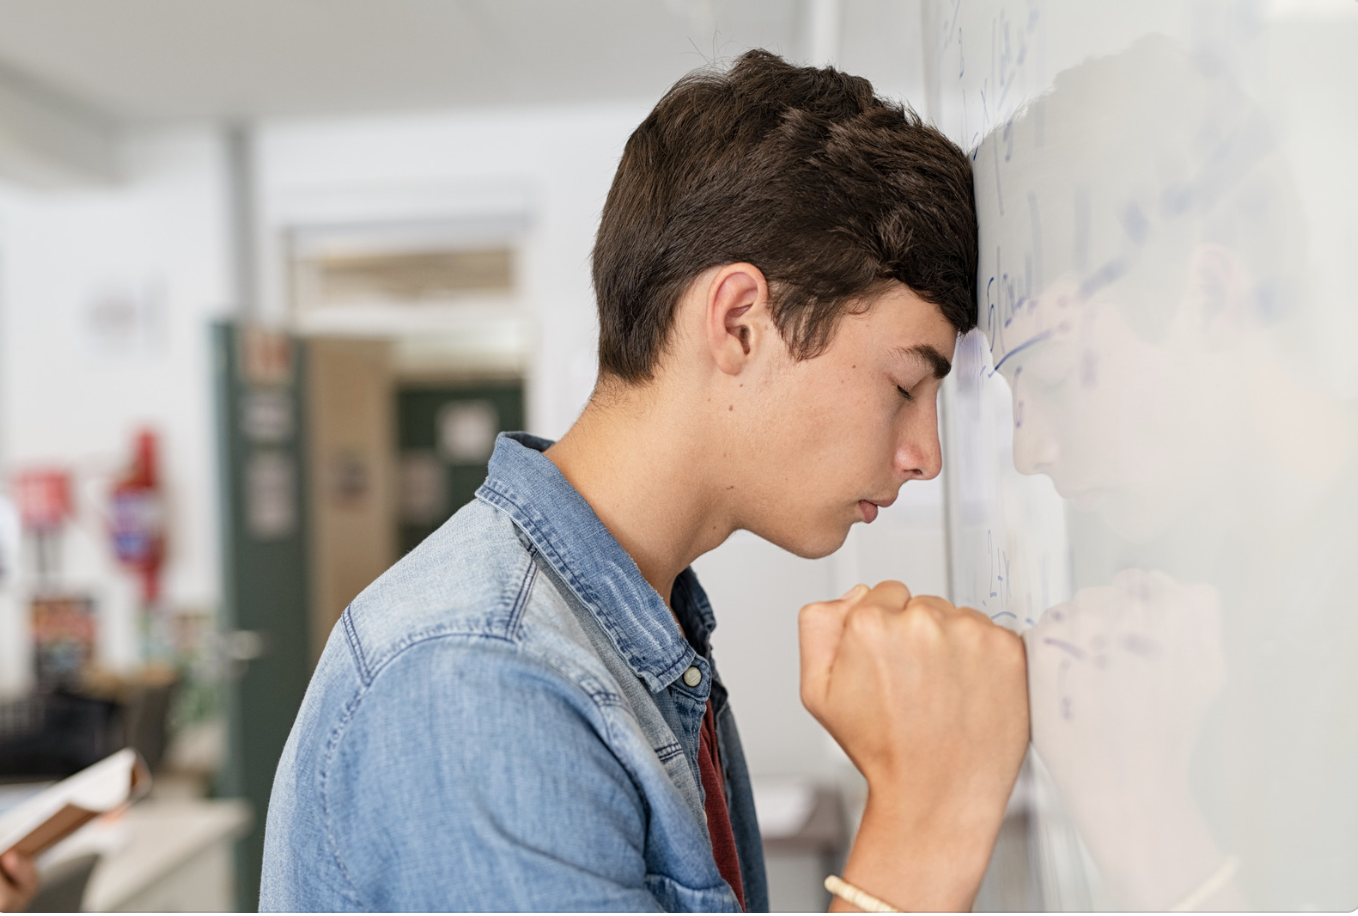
[891,344,952,379]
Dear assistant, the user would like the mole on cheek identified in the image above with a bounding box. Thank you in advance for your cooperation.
[728,405,734,411]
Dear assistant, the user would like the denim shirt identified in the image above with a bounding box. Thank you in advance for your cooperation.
[261,433,768,912]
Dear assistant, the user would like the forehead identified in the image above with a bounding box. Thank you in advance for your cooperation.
[853,283,960,356]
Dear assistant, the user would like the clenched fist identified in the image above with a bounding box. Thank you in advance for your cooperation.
[799,582,1029,911]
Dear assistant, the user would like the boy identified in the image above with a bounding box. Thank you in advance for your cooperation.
[261,49,1028,912]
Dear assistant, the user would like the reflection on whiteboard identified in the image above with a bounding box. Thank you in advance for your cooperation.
[930,1,1358,910]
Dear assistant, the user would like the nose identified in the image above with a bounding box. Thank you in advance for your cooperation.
[896,397,943,481]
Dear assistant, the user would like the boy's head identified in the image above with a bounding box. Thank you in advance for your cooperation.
[593,49,978,385]
[585,51,978,558]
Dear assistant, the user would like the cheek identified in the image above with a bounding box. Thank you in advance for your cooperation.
[778,375,881,485]
[781,367,856,440]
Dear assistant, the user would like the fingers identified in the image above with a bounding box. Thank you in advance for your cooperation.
[863,579,912,609]
[2,851,37,891]
[799,581,914,711]
[799,584,868,708]
[0,850,38,911]
[799,582,954,670]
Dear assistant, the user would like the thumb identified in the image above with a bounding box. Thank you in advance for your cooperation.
[798,584,868,708]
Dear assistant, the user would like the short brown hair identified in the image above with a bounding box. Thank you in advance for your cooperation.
[592,49,977,384]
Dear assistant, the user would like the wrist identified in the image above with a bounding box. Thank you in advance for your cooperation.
[838,786,1000,912]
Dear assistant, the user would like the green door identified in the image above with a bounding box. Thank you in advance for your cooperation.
[212,322,312,910]
[396,380,524,555]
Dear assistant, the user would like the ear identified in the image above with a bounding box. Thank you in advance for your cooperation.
[1182,243,1253,350]
[704,263,772,376]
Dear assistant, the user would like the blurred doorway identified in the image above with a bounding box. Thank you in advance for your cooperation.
[304,338,396,663]
[395,379,524,555]
[304,345,526,653]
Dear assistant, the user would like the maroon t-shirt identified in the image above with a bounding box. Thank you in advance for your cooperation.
[698,699,745,911]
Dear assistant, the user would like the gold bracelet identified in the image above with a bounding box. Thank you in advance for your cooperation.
[824,874,901,913]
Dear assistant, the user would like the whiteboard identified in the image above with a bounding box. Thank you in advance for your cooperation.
[924,0,1358,909]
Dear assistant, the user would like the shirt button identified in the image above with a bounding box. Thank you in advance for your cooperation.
[683,666,702,688]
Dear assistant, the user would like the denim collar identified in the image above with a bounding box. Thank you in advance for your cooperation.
[475,432,717,692]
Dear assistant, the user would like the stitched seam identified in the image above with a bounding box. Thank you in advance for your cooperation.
[654,741,684,762]
[348,532,540,677]
[506,550,539,642]
[361,627,515,680]
[342,608,371,686]
[318,679,372,908]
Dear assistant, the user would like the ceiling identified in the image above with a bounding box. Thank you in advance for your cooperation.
[0,0,813,122]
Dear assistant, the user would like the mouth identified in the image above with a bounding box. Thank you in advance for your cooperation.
[858,495,896,523]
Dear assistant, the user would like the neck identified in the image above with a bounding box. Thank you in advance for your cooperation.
[545,379,736,618]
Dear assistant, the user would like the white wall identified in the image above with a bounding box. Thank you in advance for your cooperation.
[0,126,232,691]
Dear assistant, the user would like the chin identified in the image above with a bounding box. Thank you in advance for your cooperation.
[765,521,852,560]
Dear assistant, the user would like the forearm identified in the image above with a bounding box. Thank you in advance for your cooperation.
[833,787,1003,913]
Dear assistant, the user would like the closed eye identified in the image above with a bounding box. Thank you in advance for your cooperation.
[897,385,914,402]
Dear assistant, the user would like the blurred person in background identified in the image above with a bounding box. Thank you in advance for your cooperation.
[261,50,1028,913]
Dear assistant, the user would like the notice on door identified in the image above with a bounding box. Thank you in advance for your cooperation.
[246,451,296,540]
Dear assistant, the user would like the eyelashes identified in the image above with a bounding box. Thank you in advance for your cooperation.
[897,385,915,402]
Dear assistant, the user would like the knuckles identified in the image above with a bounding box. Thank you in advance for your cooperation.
[843,600,891,640]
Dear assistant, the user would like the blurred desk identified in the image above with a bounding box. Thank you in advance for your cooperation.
[83,799,251,912]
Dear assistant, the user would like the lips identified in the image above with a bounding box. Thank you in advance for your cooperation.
[858,496,895,523]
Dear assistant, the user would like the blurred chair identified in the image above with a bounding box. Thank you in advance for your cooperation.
[0,675,178,781]
[0,693,123,779]
[24,853,100,913]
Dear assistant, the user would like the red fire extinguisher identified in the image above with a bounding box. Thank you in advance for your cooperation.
[110,430,166,605]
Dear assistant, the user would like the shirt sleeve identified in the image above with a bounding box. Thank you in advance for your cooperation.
[320,636,663,912]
